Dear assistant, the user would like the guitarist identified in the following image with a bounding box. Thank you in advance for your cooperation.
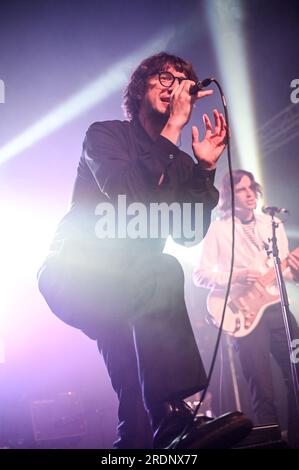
[193,169,299,447]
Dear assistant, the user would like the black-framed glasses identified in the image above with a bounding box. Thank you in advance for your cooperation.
[158,71,188,88]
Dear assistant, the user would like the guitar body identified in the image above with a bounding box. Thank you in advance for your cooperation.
[206,245,299,337]
[207,284,280,337]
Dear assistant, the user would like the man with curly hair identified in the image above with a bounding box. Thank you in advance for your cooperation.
[38,53,252,449]
[194,169,299,447]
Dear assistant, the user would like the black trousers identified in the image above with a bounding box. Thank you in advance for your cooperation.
[234,303,299,447]
[38,241,207,448]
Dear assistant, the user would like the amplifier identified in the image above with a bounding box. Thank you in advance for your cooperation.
[30,392,87,443]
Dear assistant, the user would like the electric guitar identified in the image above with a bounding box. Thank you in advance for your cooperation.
[207,246,299,337]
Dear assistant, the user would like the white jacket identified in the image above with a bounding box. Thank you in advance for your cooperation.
[193,212,293,289]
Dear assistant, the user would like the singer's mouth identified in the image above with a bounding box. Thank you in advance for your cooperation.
[160,97,170,103]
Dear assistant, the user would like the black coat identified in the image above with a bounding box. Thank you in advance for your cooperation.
[51,118,219,252]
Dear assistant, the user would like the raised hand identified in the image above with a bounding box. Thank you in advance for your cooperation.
[161,80,213,146]
[192,109,227,170]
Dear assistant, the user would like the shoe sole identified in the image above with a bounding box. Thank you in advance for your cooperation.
[177,415,253,449]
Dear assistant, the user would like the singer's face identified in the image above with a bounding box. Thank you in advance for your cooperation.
[139,65,187,119]
[234,175,257,213]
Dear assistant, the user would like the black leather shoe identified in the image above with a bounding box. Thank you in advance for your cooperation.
[154,410,253,449]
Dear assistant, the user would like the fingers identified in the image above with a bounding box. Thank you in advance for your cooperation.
[245,273,260,283]
[204,110,226,135]
[197,89,213,99]
[174,80,213,101]
[237,269,261,284]
[178,79,196,95]
[201,110,227,144]
[203,114,212,139]
[169,80,195,128]
[213,109,226,135]
[213,109,221,135]
[192,126,199,145]
[213,109,227,146]
[289,252,299,262]
[170,78,190,100]
[219,113,226,137]
[170,79,195,112]
[219,116,228,144]
[288,253,299,271]
[288,258,299,282]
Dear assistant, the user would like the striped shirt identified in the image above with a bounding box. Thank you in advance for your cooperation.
[240,217,261,251]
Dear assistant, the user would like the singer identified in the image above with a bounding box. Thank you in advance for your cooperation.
[37,52,252,449]
[194,169,299,448]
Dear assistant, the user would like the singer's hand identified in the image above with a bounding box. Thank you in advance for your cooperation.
[171,80,214,127]
[192,110,227,170]
[287,252,299,282]
[161,80,213,145]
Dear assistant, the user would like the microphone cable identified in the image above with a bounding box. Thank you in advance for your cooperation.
[171,78,237,449]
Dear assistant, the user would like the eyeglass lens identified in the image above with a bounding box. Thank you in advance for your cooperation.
[159,71,186,87]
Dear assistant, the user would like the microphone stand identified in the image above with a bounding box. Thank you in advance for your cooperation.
[267,209,299,415]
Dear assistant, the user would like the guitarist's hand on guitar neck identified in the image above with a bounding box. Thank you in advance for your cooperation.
[287,252,299,282]
[232,269,261,286]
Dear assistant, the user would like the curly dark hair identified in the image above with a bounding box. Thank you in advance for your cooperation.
[219,169,263,215]
[123,52,198,120]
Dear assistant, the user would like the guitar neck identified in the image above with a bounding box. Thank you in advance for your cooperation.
[259,246,299,287]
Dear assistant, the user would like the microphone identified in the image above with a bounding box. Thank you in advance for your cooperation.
[189,78,214,95]
[262,206,289,215]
